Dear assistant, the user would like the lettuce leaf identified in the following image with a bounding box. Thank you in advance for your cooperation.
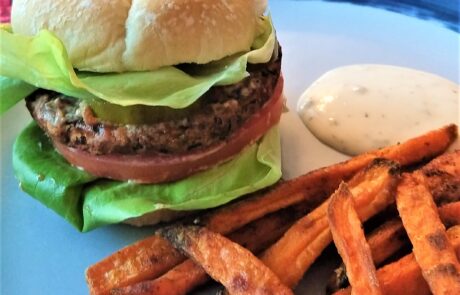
[13,124,97,229]
[0,17,275,114]
[13,123,282,232]
[0,76,36,115]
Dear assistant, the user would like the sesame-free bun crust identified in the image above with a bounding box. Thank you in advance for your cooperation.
[11,0,264,72]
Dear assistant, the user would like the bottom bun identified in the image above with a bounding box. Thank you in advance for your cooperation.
[123,209,194,227]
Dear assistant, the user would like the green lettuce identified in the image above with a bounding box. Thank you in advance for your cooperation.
[0,17,275,114]
[13,123,282,232]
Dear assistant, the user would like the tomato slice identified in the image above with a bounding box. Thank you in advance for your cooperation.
[54,75,284,183]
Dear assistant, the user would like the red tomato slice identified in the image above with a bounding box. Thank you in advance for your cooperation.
[54,75,284,183]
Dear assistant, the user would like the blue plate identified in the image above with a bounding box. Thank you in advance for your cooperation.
[1,1,458,294]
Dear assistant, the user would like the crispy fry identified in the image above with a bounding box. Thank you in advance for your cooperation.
[111,259,207,295]
[261,198,330,288]
[111,205,306,295]
[333,252,431,295]
[422,150,460,204]
[375,125,457,165]
[367,219,406,265]
[201,125,457,234]
[439,201,460,227]
[326,218,407,293]
[396,172,460,294]
[227,204,309,253]
[326,265,349,294]
[261,159,399,287]
[160,226,293,295]
[328,151,460,293]
[328,200,460,293]
[85,236,184,295]
[86,125,457,294]
[334,225,460,295]
[328,183,382,295]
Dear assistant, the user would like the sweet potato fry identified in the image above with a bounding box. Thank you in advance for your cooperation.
[396,172,460,294]
[328,200,460,293]
[111,205,306,295]
[376,124,457,165]
[366,151,460,263]
[327,218,409,293]
[159,226,293,295]
[201,125,457,235]
[227,204,309,253]
[86,125,457,294]
[85,235,184,295]
[367,219,406,265]
[110,258,207,295]
[439,201,460,227]
[422,150,460,204]
[334,225,460,295]
[328,151,460,292]
[328,183,382,295]
[330,152,460,292]
[261,158,399,288]
[333,252,431,295]
[327,218,407,293]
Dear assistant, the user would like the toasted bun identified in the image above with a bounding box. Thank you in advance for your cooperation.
[11,0,265,72]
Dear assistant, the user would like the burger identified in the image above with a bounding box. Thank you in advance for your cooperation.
[1,0,284,231]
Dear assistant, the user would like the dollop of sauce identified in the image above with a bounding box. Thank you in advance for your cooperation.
[297,64,459,155]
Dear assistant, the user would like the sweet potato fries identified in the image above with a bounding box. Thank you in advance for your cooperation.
[396,172,460,294]
[260,158,399,287]
[328,183,382,295]
[160,226,293,295]
[85,124,459,295]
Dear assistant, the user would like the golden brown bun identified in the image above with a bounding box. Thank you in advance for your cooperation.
[11,0,265,72]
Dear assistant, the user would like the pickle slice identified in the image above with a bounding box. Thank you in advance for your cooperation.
[88,99,204,125]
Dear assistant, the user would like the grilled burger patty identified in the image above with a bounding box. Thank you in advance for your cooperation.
[26,49,282,156]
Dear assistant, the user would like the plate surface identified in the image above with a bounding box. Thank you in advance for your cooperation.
[1,1,458,294]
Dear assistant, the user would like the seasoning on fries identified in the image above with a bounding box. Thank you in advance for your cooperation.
[85,125,459,295]
[366,218,406,266]
[111,259,207,295]
[159,225,293,295]
[260,158,399,287]
[86,235,184,295]
[200,124,457,236]
[328,198,460,293]
[328,183,383,295]
[334,225,460,295]
[111,205,308,295]
[438,201,460,227]
[327,218,407,293]
[396,172,460,294]
[422,150,460,205]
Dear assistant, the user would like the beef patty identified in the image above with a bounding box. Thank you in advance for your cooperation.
[26,48,282,156]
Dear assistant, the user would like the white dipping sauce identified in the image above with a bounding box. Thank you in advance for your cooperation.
[297,64,459,155]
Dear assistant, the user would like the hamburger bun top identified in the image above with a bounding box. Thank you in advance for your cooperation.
[11,0,266,73]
